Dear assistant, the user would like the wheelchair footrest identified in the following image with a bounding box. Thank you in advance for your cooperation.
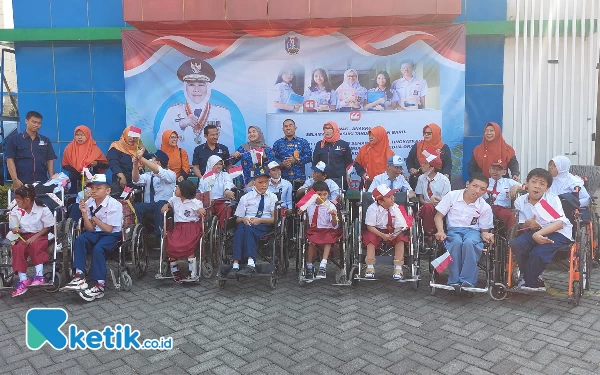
[218,263,274,276]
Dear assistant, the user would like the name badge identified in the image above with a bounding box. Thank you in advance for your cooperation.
[217,149,223,154]
[335,146,341,151]
[39,140,46,146]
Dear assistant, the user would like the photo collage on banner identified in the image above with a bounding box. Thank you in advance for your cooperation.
[122,25,465,183]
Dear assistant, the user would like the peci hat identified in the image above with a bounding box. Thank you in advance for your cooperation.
[87,174,110,186]
[490,159,506,169]
[153,150,170,166]
[372,184,399,201]
[267,161,280,170]
[388,155,404,167]
[177,59,216,82]
[253,166,270,179]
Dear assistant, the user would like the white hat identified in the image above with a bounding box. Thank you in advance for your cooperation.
[87,174,109,186]
[312,161,327,173]
[267,161,280,170]
[372,184,399,200]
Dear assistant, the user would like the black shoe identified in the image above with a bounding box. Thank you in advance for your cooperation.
[449,282,461,292]
[237,266,256,276]
[227,267,239,279]
[305,268,314,280]
[316,267,327,279]
[461,281,474,289]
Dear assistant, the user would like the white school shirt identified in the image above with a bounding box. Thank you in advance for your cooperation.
[368,172,412,193]
[514,192,573,240]
[9,204,54,234]
[198,171,235,200]
[85,195,123,233]
[435,189,493,230]
[306,201,339,229]
[483,177,520,208]
[299,178,340,202]
[365,202,407,230]
[415,173,451,203]
[134,166,177,203]
[268,178,293,209]
[168,196,204,223]
[235,188,278,219]
[391,76,428,109]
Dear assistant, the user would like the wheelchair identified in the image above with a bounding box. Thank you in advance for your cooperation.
[215,192,285,289]
[155,210,203,283]
[347,190,421,288]
[297,187,352,286]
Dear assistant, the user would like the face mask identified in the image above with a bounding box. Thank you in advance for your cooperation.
[271,177,281,183]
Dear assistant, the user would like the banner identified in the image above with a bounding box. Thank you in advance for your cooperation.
[122,25,465,180]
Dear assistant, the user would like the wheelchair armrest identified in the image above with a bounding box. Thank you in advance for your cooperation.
[408,197,419,206]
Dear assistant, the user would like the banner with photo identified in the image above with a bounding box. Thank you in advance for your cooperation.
[122,25,465,181]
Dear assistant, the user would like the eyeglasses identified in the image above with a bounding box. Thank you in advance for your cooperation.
[323,127,334,130]
[423,131,432,135]
[347,75,357,78]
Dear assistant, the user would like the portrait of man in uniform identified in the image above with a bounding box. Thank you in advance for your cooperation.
[155,59,234,157]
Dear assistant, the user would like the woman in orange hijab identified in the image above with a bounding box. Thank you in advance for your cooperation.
[406,123,452,188]
[468,122,520,180]
[62,125,108,193]
[107,126,151,190]
[160,130,190,181]
[354,126,394,183]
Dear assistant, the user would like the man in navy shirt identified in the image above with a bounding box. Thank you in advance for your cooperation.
[6,111,57,188]
[192,124,230,176]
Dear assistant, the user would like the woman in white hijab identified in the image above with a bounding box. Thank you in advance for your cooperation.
[548,155,590,208]
[336,69,367,111]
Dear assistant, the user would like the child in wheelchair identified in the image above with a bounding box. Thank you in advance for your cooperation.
[483,160,520,232]
[8,185,55,297]
[300,181,340,279]
[62,174,123,301]
[198,155,236,227]
[548,155,591,220]
[297,162,340,203]
[267,161,293,212]
[509,168,573,291]
[362,184,412,280]
[161,180,205,283]
[415,154,450,235]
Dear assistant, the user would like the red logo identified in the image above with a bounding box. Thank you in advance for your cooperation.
[350,111,361,121]
[303,100,316,111]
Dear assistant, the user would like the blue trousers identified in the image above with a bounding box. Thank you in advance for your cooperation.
[135,200,167,236]
[509,230,572,286]
[73,231,121,281]
[232,223,271,261]
[445,228,483,286]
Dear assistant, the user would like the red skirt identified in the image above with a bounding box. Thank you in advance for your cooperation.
[362,228,409,247]
[166,221,203,258]
[306,227,341,245]
[11,233,49,273]
[210,199,228,229]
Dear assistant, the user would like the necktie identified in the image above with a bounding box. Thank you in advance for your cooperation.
[389,178,394,189]
[255,194,265,218]
[150,175,156,203]
[427,179,433,199]
[386,209,393,232]
[90,205,102,218]
[491,180,498,203]
[311,205,319,228]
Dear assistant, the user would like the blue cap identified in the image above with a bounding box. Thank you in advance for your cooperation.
[153,150,169,166]
[253,166,269,179]
[388,155,404,167]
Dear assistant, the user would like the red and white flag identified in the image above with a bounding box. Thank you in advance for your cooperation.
[128,126,142,138]
[346,162,355,175]
[296,189,318,211]
[534,199,561,222]
[202,169,216,180]
[228,166,243,179]
[251,148,264,165]
[421,149,436,163]
[431,251,453,273]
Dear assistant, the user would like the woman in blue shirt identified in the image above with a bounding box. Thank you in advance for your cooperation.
[364,71,395,111]
[303,68,337,112]
[271,67,301,113]
[231,126,275,187]
[335,69,367,111]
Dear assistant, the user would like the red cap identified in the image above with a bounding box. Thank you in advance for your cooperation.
[429,157,442,169]
[491,159,506,169]
[372,184,399,200]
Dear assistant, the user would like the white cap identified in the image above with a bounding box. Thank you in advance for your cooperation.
[267,161,280,170]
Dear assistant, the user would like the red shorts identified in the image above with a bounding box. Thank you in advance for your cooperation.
[362,228,408,248]
[11,233,49,273]
[306,227,341,245]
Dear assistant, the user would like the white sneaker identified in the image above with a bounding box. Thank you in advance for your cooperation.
[62,276,88,291]
[79,286,104,302]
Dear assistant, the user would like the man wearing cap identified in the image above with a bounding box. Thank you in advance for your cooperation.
[267,161,293,211]
[6,111,57,188]
[415,154,451,235]
[368,156,415,199]
[484,160,521,231]
[156,59,234,161]
[132,149,177,241]
[62,174,123,302]
[272,119,312,184]
[229,166,278,277]
[296,161,341,203]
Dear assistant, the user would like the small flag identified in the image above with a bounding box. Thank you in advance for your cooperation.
[421,149,436,163]
[346,162,355,175]
[431,251,453,273]
[534,199,561,222]
[296,189,318,211]
[82,167,93,180]
[251,148,265,165]
[128,126,142,138]
[202,170,216,180]
[228,166,243,179]
[120,186,133,199]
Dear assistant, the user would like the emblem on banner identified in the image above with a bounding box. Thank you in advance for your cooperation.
[285,37,300,55]
[303,100,316,111]
[350,111,361,122]
[190,61,202,73]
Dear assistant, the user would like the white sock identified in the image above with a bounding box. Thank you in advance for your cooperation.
[97,280,105,287]
[232,263,239,269]
[188,258,195,272]
[320,259,327,268]
[367,265,374,269]
[307,263,313,269]
[35,264,44,276]
[75,268,84,276]
[18,272,28,281]
[248,258,255,267]
[395,265,403,270]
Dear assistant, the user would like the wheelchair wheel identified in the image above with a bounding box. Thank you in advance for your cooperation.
[43,270,63,293]
[217,279,226,287]
[335,268,347,284]
[572,280,582,306]
[269,276,277,289]
[202,261,214,279]
[580,228,591,291]
[120,272,132,292]
[348,266,359,287]
[489,284,508,301]
[62,218,75,280]
[0,240,13,287]
[131,225,149,279]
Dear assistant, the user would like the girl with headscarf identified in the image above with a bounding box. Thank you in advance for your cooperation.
[198,155,236,228]
[160,130,190,182]
[107,126,152,191]
[230,126,275,186]
[62,125,108,193]
[354,126,395,184]
[336,69,367,111]
[312,121,353,189]
[406,123,452,188]
[548,155,590,209]
[468,122,520,180]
